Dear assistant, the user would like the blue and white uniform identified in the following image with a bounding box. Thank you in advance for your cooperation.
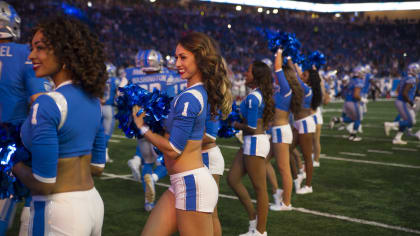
[271,69,293,144]
[395,75,417,131]
[343,76,364,131]
[202,109,224,175]
[102,76,120,145]
[21,81,105,235]
[240,88,270,157]
[165,83,218,213]
[165,71,187,98]
[0,42,51,234]
[294,77,316,134]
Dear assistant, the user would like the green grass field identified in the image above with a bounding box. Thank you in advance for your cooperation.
[7,100,420,236]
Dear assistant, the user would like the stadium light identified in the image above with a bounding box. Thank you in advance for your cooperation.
[199,0,420,12]
[335,13,341,18]
[150,0,156,2]
[266,10,270,14]
[227,24,232,29]
[273,9,278,14]
[166,55,170,60]
[87,1,92,7]
[257,7,263,13]
[236,5,242,11]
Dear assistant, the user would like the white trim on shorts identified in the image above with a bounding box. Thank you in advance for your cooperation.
[271,124,293,144]
[202,146,225,175]
[294,115,316,134]
[243,134,270,158]
[168,167,218,213]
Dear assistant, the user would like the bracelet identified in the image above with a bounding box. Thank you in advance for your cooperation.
[140,125,150,135]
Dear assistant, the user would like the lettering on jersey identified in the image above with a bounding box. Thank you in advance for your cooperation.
[132,69,144,76]
[31,103,39,125]
[0,46,12,57]
[182,102,189,116]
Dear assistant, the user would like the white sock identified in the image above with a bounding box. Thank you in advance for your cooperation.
[395,132,403,140]
[152,173,158,182]
[249,218,257,230]
[275,188,283,195]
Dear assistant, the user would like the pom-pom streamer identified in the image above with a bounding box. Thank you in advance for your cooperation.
[218,103,243,138]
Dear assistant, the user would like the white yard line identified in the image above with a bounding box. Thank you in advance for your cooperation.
[108,139,121,143]
[101,172,420,235]
[321,134,419,144]
[367,149,393,154]
[339,152,367,157]
[321,155,420,169]
[112,134,130,139]
[392,147,418,152]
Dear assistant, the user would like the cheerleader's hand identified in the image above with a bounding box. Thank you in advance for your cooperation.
[132,105,146,128]
[274,48,283,71]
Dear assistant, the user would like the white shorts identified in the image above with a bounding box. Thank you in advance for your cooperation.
[271,124,293,144]
[294,115,316,134]
[243,134,270,158]
[169,167,218,213]
[202,146,225,175]
[29,188,104,236]
[313,107,323,125]
[137,138,158,164]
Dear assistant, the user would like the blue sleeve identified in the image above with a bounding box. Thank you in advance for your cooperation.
[168,93,202,154]
[275,70,291,95]
[245,94,259,129]
[29,95,60,183]
[91,121,106,167]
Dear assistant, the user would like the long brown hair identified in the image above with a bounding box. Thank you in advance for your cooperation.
[251,61,274,128]
[283,64,303,114]
[178,32,232,119]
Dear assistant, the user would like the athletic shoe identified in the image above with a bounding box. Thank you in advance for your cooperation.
[144,202,155,212]
[252,230,267,236]
[329,117,336,129]
[127,157,141,182]
[144,173,156,204]
[294,177,303,193]
[384,122,392,136]
[298,172,306,180]
[392,138,407,145]
[105,148,113,163]
[348,134,362,142]
[416,130,420,140]
[313,160,320,167]
[270,201,292,211]
[240,230,255,236]
[296,185,313,195]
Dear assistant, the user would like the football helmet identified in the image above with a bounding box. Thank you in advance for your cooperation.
[106,62,117,78]
[0,1,21,40]
[138,49,163,72]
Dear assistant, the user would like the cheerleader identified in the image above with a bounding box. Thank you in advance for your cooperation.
[133,32,231,236]
[227,61,274,236]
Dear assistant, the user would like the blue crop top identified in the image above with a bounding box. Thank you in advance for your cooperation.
[274,69,292,111]
[21,82,106,183]
[240,88,264,129]
[205,105,220,140]
[164,83,207,154]
[297,76,313,109]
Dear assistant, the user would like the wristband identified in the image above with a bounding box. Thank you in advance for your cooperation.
[286,56,292,60]
[140,125,150,135]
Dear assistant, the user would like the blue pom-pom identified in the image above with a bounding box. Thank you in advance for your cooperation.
[115,84,172,139]
[302,51,326,71]
[263,30,302,64]
[0,124,31,200]
[218,103,243,138]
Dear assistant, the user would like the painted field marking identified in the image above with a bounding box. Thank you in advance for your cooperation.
[367,149,393,155]
[108,139,121,143]
[101,172,420,235]
[112,134,130,139]
[338,152,367,157]
[321,134,420,144]
[219,145,240,150]
[322,155,420,169]
[392,147,418,152]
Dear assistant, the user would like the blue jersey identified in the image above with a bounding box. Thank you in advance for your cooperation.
[345,77,364,102]
[21,82,105,183]
[166,71,187,97]
[164,83,207,154]
[274,69,292,111]
[297,76,312,109]
[240,88,264,129]
[205,105,220,140]
[0,42,50,124]
[397,76,417,102]
[126,67,167,93]
[362,73,372,95]
[103,76,120,105]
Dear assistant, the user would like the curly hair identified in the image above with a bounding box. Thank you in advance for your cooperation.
[251,61,274,128]
[32,16,106,98]
[307,69,323,110]
[283,64,303,115]
[178,32,232,119]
